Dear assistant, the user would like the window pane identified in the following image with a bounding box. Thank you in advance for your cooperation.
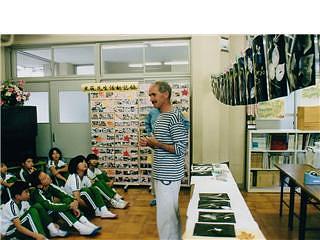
[16,49,52,77]
[54,46,95,76]
[76,65,95,75]
[145,40,190,73]
[24,92,49,123]
[101,43,144,74]
[59,91,88,123]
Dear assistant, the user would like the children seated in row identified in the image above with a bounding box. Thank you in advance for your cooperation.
[0,180,68,239]
[29,170,101,236]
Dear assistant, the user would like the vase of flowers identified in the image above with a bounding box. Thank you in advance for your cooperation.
[1,80,30,107]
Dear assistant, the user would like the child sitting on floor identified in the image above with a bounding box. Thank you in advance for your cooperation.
[0,180,67,239]
[64,155,117,219]
[0,162,17,204]
[29,170,101,236]
[86,153,128,207]
[47,147,69,188]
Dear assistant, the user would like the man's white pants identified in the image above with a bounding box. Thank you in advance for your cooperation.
[155,180,181,240]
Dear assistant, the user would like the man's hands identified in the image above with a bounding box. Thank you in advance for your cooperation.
[139,136,159,148]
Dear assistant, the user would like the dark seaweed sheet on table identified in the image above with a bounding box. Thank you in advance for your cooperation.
[193,223,236,237]
[199,193,230,201]
[198,211,236,223]
[198,200,231,210]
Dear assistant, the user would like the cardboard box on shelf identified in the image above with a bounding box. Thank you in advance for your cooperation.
[297,106,320,130]
[256,171,280,188]
[257,171,274,187]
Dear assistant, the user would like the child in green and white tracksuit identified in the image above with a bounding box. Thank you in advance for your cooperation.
[86,153,128,209]
[47,147,69,188]
[19,154,37,186]
[0,162,17,203]
[0,180,67,240]
[64,155,117,218]
[29,170,101,236]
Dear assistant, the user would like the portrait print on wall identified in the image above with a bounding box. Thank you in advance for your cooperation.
[233,63,240,105]
[252,35,268,102]
[228,68,234,106]
[221,72,226,105]
[285,34,316,92]
[265,35,288,99]
[217,74,223,102]
[238,57,247,105]
[244,48,257,104]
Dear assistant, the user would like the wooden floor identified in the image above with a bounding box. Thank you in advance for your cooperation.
[56,187,320,240]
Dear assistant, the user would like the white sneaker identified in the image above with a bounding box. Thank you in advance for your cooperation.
[114,193,123,200]
[74,222,99,236]
[50,228,68,237]
[79,216,102,231]
[111,198,128,209]
[99,206,117,219]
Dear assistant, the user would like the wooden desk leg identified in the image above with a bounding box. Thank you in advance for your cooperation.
[299,190,307,240]
[288,181,295,230]
[279,172,284,217]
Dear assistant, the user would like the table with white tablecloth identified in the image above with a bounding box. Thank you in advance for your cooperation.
[183,164,266,240]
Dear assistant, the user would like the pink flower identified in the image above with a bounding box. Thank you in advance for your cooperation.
[18,80,25,87]
[16,95,22,102]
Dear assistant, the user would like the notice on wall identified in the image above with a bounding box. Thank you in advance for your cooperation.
[257,99,285,119]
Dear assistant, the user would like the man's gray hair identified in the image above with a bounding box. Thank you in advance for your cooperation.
[154,81,172,100]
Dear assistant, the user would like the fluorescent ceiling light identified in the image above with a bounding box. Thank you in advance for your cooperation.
[164,61,188,65]
[128,63,143,68]
[149,42,189,47]
[102,44,145,50]
[145,62,162,66]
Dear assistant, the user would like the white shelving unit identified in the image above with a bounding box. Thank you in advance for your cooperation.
[247,129,320,192]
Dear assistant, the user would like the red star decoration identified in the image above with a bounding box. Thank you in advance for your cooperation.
[123,150,130,157]
[92,147,99,155]
[181,88,189,96]
[123,135,130,142]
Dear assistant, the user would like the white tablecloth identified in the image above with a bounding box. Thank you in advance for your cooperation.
[183,164,266,240]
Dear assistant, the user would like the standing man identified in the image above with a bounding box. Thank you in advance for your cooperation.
[140,81,188,240]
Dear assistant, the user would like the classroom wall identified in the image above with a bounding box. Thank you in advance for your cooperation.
[3,34,247,185]
[191,35,247,185]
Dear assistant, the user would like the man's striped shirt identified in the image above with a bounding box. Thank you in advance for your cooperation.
[152,109,188,181]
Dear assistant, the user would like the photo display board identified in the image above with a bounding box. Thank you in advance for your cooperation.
[82,81,191,186]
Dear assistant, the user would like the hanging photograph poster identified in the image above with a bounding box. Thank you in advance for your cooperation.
[265,35,288,99]
[244,48,257,104]
[222,72,227,105]
[233,62,240,105]
[210,74,218,99]
[216,75,222,102]
[228,68,234,106]
[252,35,268,102]
[238,57,247,105]
[285,34,316,92]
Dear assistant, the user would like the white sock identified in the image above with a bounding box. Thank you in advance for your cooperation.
[47,223,57,232]
[95,207,100,215]
[100,206,108,212]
